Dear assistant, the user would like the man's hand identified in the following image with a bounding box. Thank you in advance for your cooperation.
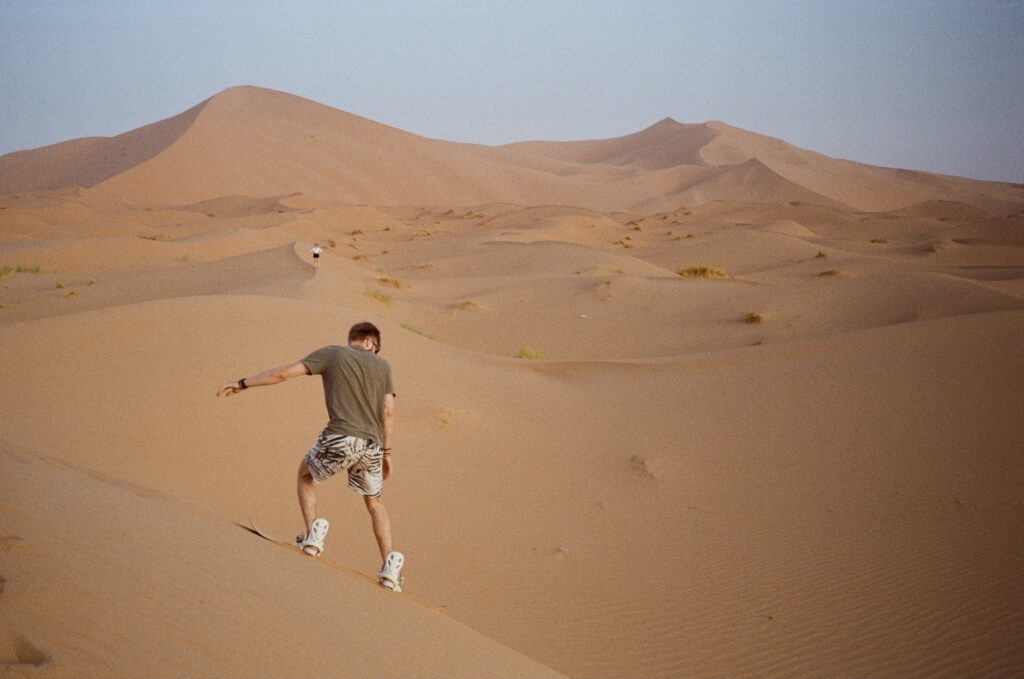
[216,381,245,397]
[216,361,311,398]
[383,454,392,480]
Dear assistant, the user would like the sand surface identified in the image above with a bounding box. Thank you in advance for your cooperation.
[1,86,1022,678]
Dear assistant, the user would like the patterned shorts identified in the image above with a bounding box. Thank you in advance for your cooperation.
[303,431,384,497]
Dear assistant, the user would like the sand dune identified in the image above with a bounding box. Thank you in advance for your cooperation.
[1,86,1022,678]
[0,444,565,679]
[3,86,1022,214]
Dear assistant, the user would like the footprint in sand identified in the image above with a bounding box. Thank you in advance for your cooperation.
[0,628,50,668]
[0,534,24,554]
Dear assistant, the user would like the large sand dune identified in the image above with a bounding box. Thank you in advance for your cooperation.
[1,87,1022,677]
[3,85,1023,213]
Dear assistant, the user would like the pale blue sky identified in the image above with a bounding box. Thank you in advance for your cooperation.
[2,1,1022,182]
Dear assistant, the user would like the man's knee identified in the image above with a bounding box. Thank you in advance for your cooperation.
[298,458,312,479]
[364,494,384,511]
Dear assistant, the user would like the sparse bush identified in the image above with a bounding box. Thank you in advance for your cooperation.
[677,265,727,279]
[819,269,841,277]
[454,299,477,310]
[351,229,363,236]
[376,275,406,289]
[54,281,66,289]
[924,243,943,253]
[870,238,888,244]
[327,239,337,248]
[179,254,190,263]
[64,290,77,298]
[352,254,367,261]
[815,250,827,258]
[2,264,41,278]
[366,289,393,306]
[514,347,545,360]
[401,323,432,339]
[744,312,764,323]
[88,278,96,285]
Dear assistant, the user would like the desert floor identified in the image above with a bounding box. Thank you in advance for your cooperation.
[1,87,1023,678]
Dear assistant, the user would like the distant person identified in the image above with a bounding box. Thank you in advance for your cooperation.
[216,322,404,591]
[311,242,323,269]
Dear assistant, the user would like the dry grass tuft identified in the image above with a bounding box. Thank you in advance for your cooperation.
[677,265,727,279]
[454,299,478,310]
[352,254,368,261]
[401,323,433,339]
[744,311,764,323]
[376,275,407,289]
[513,347,545,360]
[818,269,842,277]
[365,289,393,306]
[815,250,827,258]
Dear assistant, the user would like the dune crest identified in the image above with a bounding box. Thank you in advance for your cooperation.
[2,86,1021,214]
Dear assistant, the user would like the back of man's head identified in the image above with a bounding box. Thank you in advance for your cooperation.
[348,322,382,352]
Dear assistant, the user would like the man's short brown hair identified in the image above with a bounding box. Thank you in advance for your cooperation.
[348,322,382,353]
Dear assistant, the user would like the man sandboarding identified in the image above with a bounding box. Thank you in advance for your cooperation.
[216,322,404,591]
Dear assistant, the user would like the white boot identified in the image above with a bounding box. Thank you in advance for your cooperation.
[301,518,329,557]
[378,551,405,592]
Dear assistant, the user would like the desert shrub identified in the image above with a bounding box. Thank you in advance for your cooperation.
[514,347,545,360]
[366,289,393,306]
[401,323,432,339]
[2,264,41,278]
[376,275,406,289]
[454,299,477,310]
[677,265,727,279]
[818,269,841,277]
[744,312,764,323]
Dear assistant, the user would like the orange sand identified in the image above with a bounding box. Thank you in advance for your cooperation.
[1,86,1022,678]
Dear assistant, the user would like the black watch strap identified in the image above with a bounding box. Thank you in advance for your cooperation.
[239,378,248,389]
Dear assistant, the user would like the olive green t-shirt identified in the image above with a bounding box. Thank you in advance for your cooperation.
[301,345,395,445]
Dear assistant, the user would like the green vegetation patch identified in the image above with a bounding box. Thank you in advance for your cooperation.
[513,347,545,360]
[677,265,727,279]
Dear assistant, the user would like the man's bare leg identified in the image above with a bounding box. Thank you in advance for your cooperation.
[364,495,393,561]
[297,459,317,534]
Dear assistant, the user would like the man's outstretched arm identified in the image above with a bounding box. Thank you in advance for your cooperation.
[216,361,311,397]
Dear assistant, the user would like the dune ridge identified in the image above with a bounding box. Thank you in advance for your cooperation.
[2,86,1022,214]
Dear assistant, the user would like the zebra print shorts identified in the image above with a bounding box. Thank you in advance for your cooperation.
[303,431,384,497]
